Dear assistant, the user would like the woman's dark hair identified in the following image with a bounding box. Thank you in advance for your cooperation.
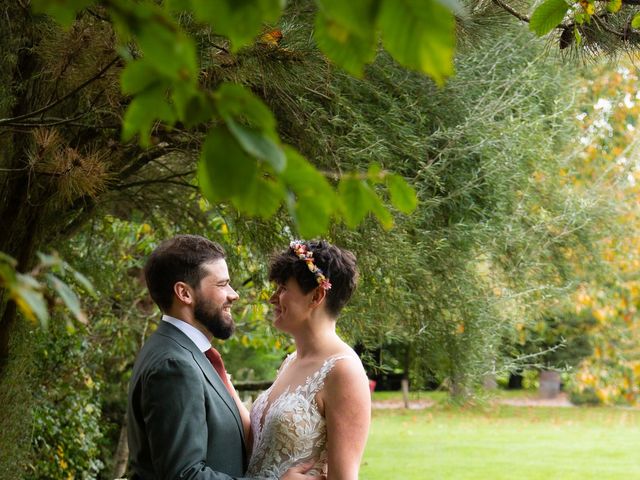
[269,240,358,317]
[144,234,226,311]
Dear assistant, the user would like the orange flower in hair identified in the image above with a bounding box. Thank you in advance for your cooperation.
[290,240,332,291]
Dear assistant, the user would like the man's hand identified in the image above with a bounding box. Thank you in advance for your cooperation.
[281,460,326,480]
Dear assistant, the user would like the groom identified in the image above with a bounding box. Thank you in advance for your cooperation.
[127,235,320,479]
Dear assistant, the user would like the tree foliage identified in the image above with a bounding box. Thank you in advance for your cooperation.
[1,0,638,477]
[564,63,640,406]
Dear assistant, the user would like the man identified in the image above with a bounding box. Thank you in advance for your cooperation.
[127,235,319,479]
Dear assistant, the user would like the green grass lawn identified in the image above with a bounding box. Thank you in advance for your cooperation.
[361,401,640,480]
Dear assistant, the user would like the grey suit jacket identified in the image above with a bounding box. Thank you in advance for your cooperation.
[127,321,248,480]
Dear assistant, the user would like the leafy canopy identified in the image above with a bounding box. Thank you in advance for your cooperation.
[30,0,457,237]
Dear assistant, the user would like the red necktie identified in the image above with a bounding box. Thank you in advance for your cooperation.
[204,347,234,396]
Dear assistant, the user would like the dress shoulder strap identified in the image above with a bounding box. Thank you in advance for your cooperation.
[306,354,358,396]
[277,351,297,376]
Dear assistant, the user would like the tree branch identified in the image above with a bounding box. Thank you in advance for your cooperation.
[492,0,530,23]
[0,56,120,127]
[592,14,626,39]
[493,0,631,41]
[115,171,197,190]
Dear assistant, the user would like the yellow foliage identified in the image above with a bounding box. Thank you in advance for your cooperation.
[593,308,607,323]
[84,376,95,389]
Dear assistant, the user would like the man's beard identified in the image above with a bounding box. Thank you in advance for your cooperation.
[193,296,235,340]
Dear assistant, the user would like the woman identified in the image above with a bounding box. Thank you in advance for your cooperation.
[246,240,371,479]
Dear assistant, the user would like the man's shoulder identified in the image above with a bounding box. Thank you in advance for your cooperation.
[133,324,199,374]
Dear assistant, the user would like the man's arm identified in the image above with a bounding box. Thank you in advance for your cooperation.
[143,358,242,480]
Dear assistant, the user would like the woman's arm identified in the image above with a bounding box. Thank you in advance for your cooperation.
[321,357,371,480]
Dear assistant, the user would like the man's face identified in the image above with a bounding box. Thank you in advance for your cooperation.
[193,259,239,340]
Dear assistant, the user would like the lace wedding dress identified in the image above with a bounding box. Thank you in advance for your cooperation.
[246,352,354,479]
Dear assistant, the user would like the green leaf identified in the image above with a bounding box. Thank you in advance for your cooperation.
[71,270,97,298]
[136,19,198,81]
[0,251,17,268]
[14,274,49,328]
[314,0,378,76]
[232,173,285,218]
[215,83,277,132]
[367,163,384,184]
[281,147,336,237]
[31,0,94,27]
[632,13,640,29]
[338,177,367,227]
[368,190,394,229]
[574,27,582,46]
[191,0,284,51]
[607,0,622,13]
[166,0,192,12]
[122,85,176,146]
[294,194,335,238]
[172,85,214,126]
[46,274,87,324]
[226,119,286,172]
[378,0,456,86]
[386,174,418,213]
[198,126,258,201]
[121,60,162,95]
[338,173,396,229]
[529,0,569,36]
[36,251,61,269]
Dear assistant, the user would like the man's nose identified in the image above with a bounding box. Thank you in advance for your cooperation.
[227,286,239,302]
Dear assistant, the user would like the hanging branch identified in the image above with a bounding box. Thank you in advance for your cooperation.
[492,0,633,42]
[491,0,531,23]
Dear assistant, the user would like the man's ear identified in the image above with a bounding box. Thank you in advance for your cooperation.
[174,282,194,305]
[310,286,327,308]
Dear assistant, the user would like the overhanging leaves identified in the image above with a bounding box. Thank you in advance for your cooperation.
[314,0,379,76]
[191,0,284,51]
[122,85,176,146]
[281,147,336,237]
[198,126,259,201]
[378,0,456,85]
[386,174,418,213]
[530,0,570,36]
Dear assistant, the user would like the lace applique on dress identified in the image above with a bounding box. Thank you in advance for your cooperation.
[246,352,354,479]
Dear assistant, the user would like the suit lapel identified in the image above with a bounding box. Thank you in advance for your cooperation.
[156,322,246,444]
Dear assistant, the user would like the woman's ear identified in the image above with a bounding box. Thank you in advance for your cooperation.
[174,282,194,305]
[310,286,327,308]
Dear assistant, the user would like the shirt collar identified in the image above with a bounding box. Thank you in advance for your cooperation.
[162,314,211,352]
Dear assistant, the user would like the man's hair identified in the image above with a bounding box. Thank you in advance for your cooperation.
[268,240,358,317]
[144,235,226,311]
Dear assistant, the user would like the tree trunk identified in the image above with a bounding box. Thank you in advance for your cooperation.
[539,370,561,399]
[0,317,37,479]
[112,418,129,479]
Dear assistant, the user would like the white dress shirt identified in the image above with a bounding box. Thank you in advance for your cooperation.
[162,314,210,353]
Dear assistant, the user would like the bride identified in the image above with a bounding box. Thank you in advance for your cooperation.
[246,240,371,479]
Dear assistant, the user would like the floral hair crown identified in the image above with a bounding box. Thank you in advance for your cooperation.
[289,240,332,291]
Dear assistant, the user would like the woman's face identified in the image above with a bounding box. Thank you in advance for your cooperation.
[269,277,314,332]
